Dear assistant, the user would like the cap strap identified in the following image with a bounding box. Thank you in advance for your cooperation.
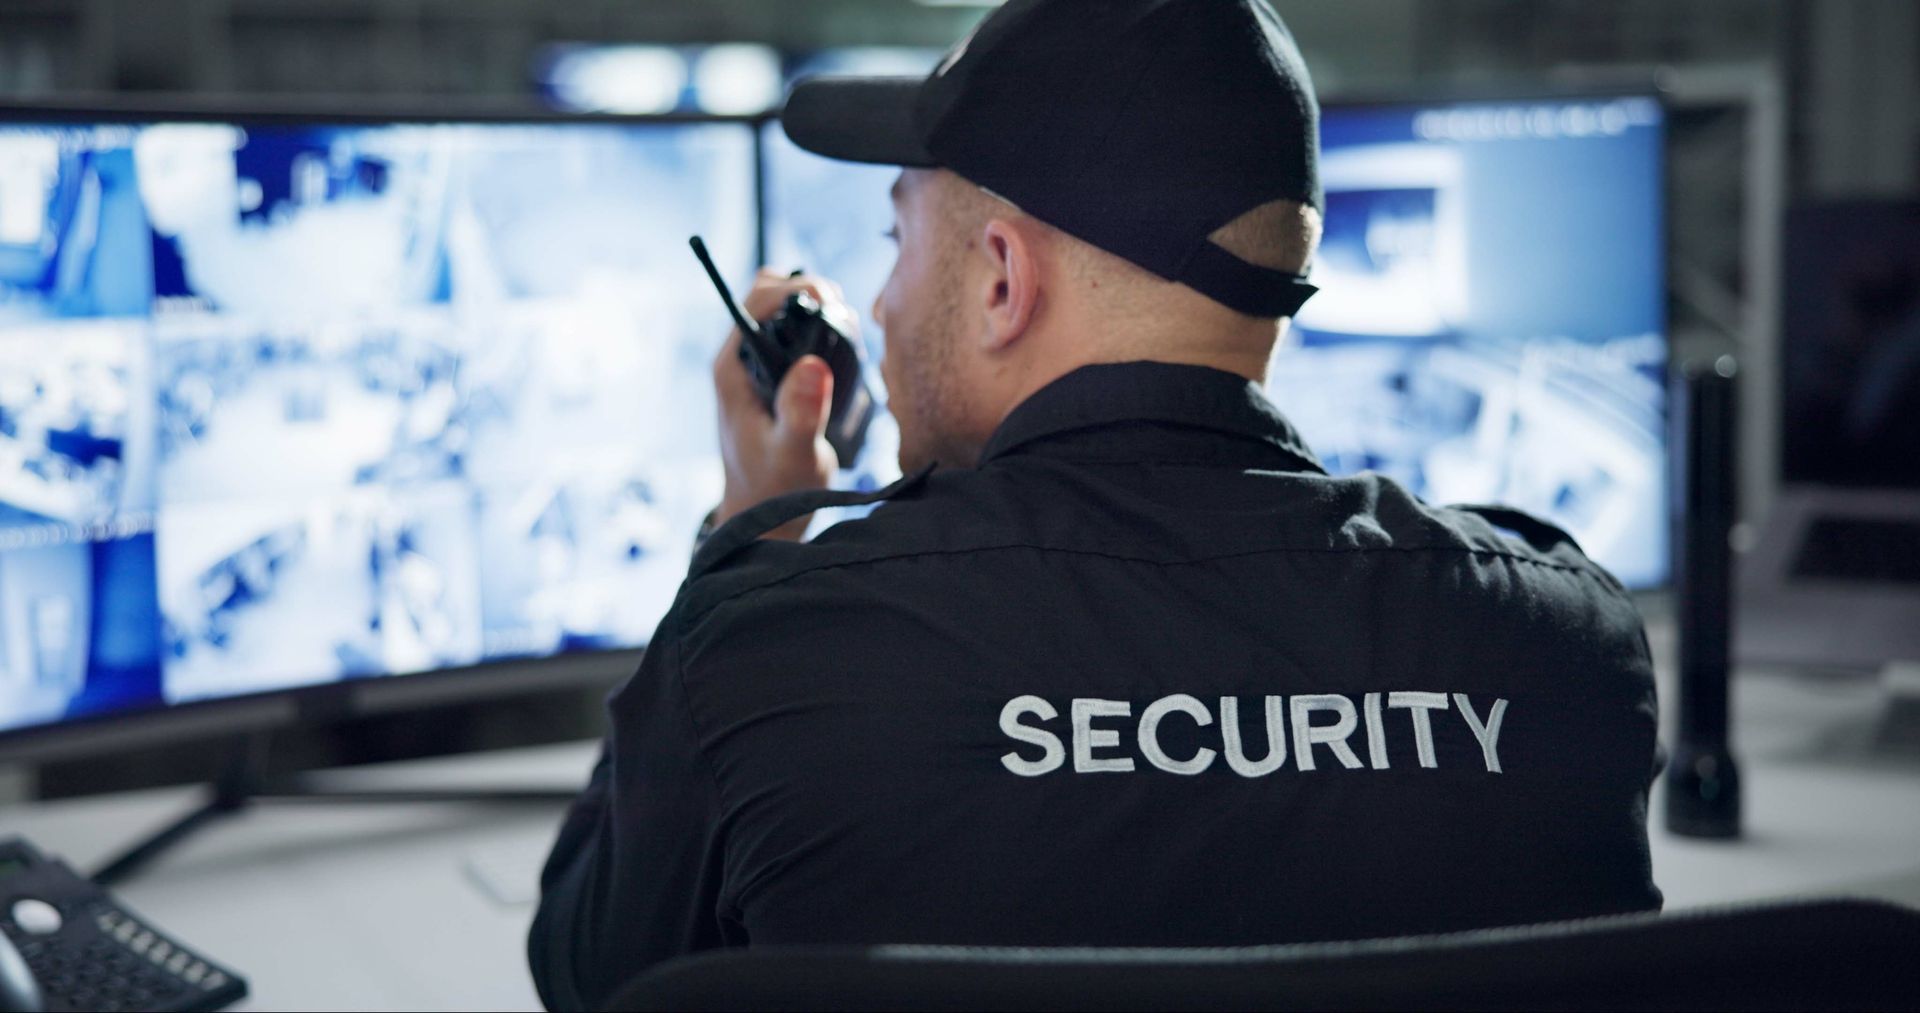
[1176,240,1318,319]
[687,464,936,578]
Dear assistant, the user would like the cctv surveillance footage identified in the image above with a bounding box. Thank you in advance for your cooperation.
[1270,97,1669,589]
[0,118,754,734]
[0,95,1669,740]
[766,97,1671,589]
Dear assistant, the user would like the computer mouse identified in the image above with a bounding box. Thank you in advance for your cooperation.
[0,931,41,1013]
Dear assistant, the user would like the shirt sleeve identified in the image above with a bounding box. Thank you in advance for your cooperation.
[526,616,734,1012]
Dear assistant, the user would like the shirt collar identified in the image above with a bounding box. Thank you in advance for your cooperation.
[978,361,1327,474]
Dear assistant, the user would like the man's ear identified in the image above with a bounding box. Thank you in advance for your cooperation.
[977,217,1041,353]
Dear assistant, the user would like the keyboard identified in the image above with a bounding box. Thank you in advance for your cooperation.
[1,837,247,1013]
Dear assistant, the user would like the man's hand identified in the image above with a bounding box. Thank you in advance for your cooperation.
[712,269,855,541]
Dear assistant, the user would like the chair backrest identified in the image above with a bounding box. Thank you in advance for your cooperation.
[607,898,1920,1011]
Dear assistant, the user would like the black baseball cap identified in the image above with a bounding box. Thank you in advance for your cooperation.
[783,0,1320,319]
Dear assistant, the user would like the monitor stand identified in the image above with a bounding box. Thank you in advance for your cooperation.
[90,732,580,887]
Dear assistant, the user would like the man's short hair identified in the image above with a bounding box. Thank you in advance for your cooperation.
[937,173,1321,321]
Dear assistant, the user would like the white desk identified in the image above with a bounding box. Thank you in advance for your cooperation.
[4,744,593,1012]
[5,618,1920,1010]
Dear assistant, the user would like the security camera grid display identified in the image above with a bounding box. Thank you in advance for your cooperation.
[1,95,1670,740]
[0,117,754,734]
[763,96,1670,589]
[1272,97,1669,589]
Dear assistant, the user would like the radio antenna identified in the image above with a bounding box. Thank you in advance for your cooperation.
[689,236,790,368]
[688,236,758,337]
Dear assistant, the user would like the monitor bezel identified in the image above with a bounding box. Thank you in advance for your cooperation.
[0,93,773,126]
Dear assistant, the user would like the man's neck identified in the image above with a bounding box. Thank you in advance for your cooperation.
[1111,345,1273,386]
[968,309,1284,467]
[1020,340,1277,403]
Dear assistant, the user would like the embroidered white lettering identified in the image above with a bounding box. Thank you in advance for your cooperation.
[1220,695,1288,777]
[1138,694,1217,775]
[1453,693,1510,773]
[997,693,1513,776]
[1388,691,1449,768]
[1072,699,1135,773]
[1290,694,1364,771]
[999,695,1065,776]
[1363,691,1389,769]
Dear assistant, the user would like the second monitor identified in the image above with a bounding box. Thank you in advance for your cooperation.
[765,93,1671,589]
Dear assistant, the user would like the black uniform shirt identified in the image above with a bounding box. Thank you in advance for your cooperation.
[528,361,1662,1011]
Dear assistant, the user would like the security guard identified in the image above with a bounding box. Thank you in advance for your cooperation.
[529,1,1662,1008]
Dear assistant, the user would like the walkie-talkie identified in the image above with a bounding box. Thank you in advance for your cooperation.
[690,236,874,468]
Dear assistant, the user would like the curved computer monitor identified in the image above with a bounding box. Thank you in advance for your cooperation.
[0,105,760,758]
[764,91,1670,589]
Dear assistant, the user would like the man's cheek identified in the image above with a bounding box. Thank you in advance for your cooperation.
[879,345,898,408]
[879,331,907,417]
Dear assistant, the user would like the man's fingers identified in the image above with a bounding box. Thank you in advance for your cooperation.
[741,272,851,323]
[712,327,765,416]
[720,270,850,435]
[775,355,833,442]
[807,276,846,305]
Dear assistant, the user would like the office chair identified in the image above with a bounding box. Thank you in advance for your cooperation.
[607,898,1920,1011]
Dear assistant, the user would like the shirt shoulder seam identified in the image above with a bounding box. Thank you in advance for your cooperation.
[683,540,1613,623]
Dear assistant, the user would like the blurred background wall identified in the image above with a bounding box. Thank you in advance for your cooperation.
[0,1,1913,196]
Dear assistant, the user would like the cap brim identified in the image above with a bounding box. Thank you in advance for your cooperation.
[781,76,939,168]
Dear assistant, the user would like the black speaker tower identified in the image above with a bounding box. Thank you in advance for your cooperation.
[1666,356,1743,838]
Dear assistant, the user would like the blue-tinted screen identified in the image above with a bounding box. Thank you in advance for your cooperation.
[1279,98,1667,588]
[765,96,1669,588]
[0,96,1668,741]
[0,119,755,734]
